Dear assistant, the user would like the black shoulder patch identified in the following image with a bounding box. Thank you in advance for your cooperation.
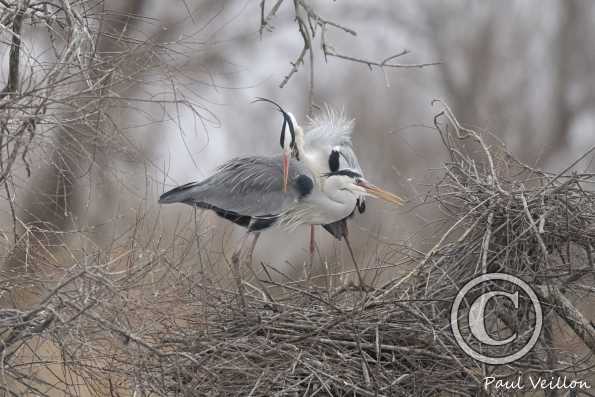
[193,202,278,231]
[250,216,277,231]
[328,149,340,172]
[357,198,366,214]
[295,174,314,197]
[193,203,251,228]
[214,209,252,228]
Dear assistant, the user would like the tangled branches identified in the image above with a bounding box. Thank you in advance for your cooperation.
[133,297,478,396]
[0,0,94,184]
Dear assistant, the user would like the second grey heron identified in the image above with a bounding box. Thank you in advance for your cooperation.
[253,99,371,242]
[256,99,403,285]
[299,106,371,243]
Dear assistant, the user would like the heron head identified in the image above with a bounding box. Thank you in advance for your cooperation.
[327,149,366,212]
[280,111,305,193]
[253,97,303,192]
[280,111,298,158]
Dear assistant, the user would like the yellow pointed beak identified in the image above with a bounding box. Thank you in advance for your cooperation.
[357,179,405,206]
[282,152,289,192]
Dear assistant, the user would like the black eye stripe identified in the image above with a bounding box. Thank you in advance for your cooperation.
[323,169,362,178]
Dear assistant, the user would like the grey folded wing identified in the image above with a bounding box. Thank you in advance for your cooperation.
[159,155,313,218]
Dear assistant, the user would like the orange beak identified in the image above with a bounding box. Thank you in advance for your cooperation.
[357,179,405,206]
[282,152,289,192]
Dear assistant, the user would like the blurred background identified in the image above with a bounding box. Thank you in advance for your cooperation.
[2,0,595,287]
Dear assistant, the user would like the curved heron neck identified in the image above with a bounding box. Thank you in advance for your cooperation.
[299,141,330,184]
[322,177,357,205]
[302,152,325,177]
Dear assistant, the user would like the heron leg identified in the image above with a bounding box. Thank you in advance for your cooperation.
[309,225,316,256]
[241,232,280,310]
[236,232,262,307]
[231,232,250,309]
[244,232,261,265]
[306,225,316,286]
[343,234,369,291]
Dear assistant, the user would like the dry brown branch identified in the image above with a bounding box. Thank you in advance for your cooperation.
[259,0,439,112]
[0,0,27,98]
[539,286,595,352]
[324,49,441,71]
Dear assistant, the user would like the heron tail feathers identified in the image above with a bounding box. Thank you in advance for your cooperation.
[158,181,201,204]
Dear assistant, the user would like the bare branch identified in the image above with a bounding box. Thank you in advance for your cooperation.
[0,0,28,99]
[539,286,595,353]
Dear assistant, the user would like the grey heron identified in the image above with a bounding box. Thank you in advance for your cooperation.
[299,105,371,243]
[159,154,403,305]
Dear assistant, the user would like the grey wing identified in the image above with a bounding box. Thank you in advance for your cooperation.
[159,155,312,217]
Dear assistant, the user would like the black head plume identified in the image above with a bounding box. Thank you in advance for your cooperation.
[252,97,296,150]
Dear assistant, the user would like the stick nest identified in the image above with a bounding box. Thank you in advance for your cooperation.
[4,103,594,396]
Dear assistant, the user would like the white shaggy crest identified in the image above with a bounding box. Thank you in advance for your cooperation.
[304,105,355,150]
[300,104,364,189]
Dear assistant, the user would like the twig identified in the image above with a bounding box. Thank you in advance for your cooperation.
[0,0,27,99]
[538,286,595,353]
[325,49,441,70]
